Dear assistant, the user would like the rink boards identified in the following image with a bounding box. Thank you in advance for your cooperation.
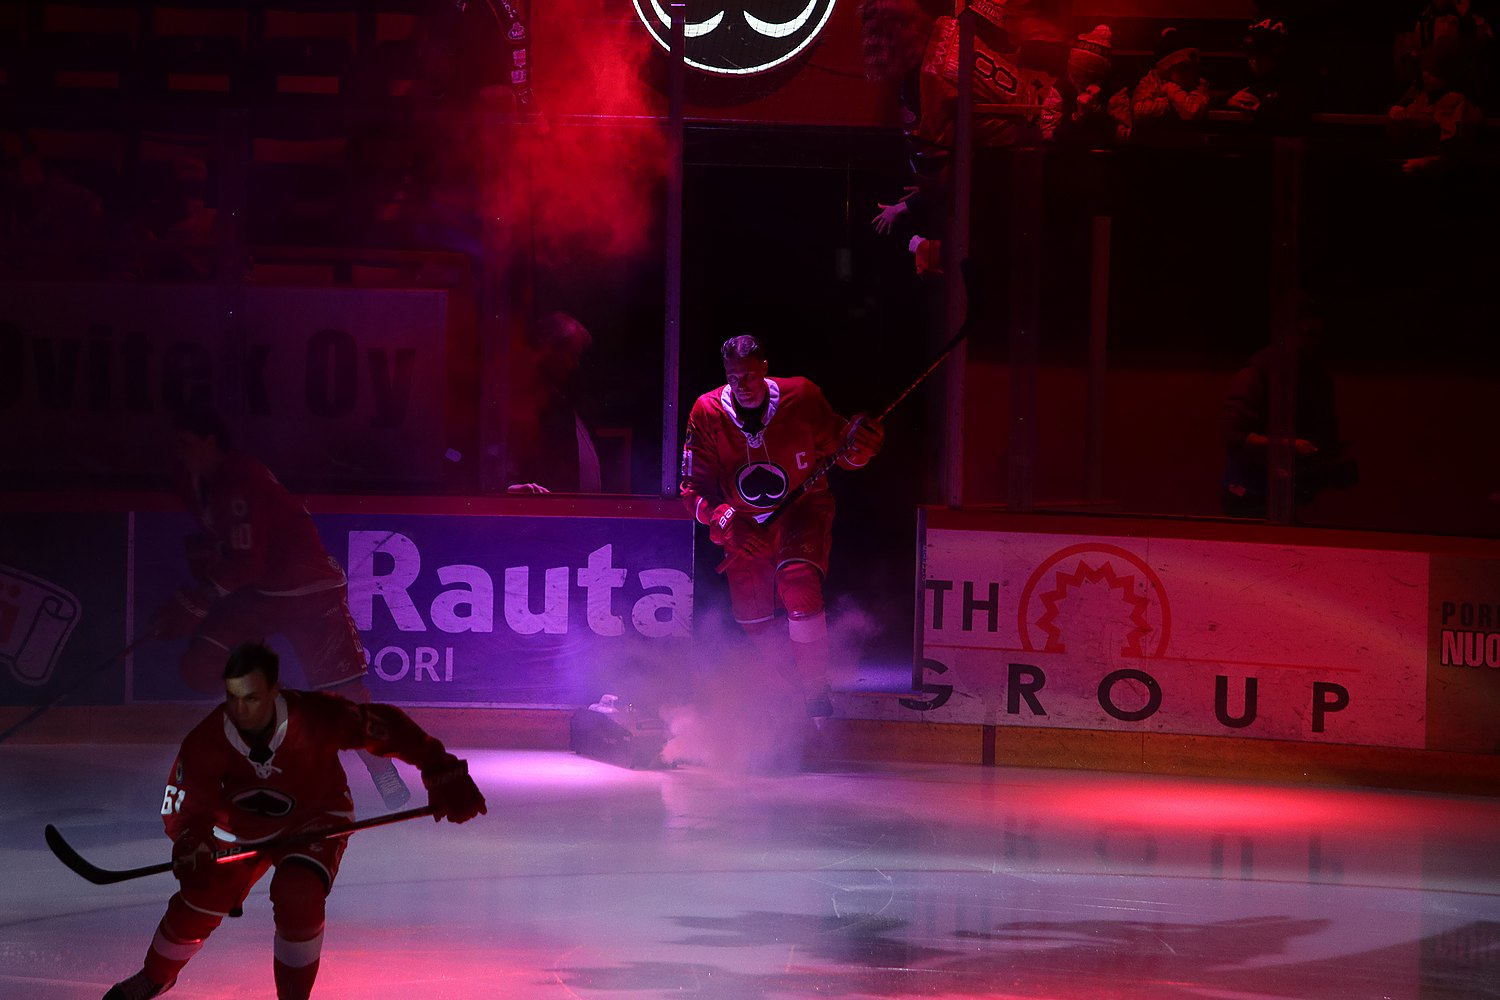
[3,495,1500,784]
[0,494,692,710]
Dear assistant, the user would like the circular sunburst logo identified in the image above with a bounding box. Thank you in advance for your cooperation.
[1017,543,1172,659]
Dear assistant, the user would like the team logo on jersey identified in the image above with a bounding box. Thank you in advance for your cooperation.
[232,787,295,818]
[631,0,838,76]
[736,462,789,509]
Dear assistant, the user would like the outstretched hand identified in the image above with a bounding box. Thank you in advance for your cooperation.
[870,188,916,234]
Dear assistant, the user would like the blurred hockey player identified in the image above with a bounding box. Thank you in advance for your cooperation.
[149,404,411,810]
[680,336,884,717]
[103,640,486,1000]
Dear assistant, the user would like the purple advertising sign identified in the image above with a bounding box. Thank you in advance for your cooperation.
[130,508,694,707]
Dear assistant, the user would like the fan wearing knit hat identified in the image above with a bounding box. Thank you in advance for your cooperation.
[1044,23,1122,144]
[1153,26,1201,87]
[1068,24,1113,89]
[1126,25,1210,131]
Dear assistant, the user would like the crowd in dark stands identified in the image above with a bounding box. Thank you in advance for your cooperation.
[1,1,1496,283]
[861,0,1498,263]
[0,0,531,281]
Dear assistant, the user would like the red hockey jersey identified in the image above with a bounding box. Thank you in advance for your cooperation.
[679,376,853,523]
[178,451,345,596]
[160,690,440,846]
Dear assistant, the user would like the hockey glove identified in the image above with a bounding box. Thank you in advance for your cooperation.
[151,585,217,640]
[171,832,215,888]
[707,504,769,558]
[420,752,487,824]
[840,415,885,467]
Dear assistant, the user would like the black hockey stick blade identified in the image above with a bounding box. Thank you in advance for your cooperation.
[45,806,436,885]
[45,824,173,885]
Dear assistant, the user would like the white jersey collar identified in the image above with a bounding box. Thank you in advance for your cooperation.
[718,378,781,448]
[223,693,289,779]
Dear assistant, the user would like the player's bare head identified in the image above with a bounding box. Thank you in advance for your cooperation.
[720,335,765,365]
[223,641,279,733]
[170,402,231,475]
[721,336,770,408]
[170,401,232,452]
[224,640,280,687]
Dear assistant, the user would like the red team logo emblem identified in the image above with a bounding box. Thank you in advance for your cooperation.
[1017,544,1172,658]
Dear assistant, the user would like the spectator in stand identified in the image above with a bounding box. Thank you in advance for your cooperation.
[1416,0,1494,50]
[865,0,1054,241]
[1044,24,1120,147]
[1117,27,1211,139]
[504,312,603,494]
[1225,17,1309,130]
[1222,299,1356,519]
[861,0,933,239]
[142,157,220,281]
[0,144,105,278]
[1398,1,1495,109]
[1389,34,1485,173]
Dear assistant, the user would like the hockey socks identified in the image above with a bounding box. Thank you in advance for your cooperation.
[273,931,323,1000]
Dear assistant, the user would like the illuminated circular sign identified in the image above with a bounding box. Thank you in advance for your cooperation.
[631,0,839,76]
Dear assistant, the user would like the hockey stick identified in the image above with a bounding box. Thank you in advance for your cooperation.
[0,636,151,746]
[45,805,435,885]
[715,262,977,573]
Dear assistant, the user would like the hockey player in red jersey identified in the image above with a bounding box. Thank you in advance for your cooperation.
[103,639,486,1000]
[680,335,884,717]
[149,404,411,810]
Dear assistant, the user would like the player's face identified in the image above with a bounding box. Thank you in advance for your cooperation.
[174,429,219,477]
[724,355,769,408]
[224,671,279,735]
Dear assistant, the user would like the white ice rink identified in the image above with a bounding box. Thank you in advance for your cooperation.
[5,742,1500,999]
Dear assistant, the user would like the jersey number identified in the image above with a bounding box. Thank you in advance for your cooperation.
[161,784,186,816]
[229,523,253,551]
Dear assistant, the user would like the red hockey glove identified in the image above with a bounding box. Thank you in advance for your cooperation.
[841,414,885,467]
[171,832,215,888]
[183,533,217,584]
[151,585,216,640]
[707,504,769,558]
[420,752,487,824]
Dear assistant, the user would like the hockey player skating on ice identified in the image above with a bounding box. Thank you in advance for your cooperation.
[679,335,884,717]
[104,639,487,1000]
[150,404,411,809]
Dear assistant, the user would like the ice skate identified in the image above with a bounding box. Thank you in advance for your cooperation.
[103,969,174,1000]
[804,686,834,719]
